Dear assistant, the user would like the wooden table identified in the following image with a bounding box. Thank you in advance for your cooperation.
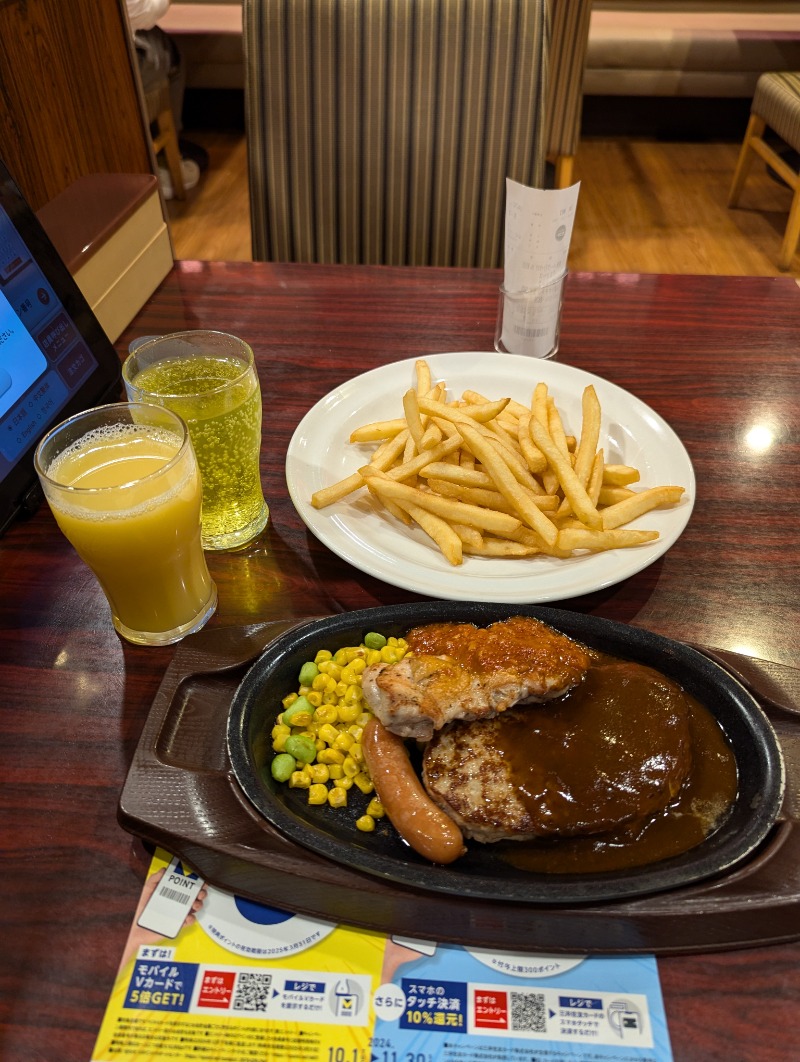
[1,263,799,1061]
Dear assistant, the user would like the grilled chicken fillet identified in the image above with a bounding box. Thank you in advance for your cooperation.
[361,616,592,741]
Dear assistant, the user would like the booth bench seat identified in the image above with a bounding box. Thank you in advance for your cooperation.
[163,1,800,99]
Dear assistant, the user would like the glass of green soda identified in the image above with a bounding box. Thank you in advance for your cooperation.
[123,330,270,550]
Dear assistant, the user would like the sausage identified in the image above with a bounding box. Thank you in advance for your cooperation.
[362,716,466,864]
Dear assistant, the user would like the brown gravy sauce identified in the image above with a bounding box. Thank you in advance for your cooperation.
[499,651,739,874]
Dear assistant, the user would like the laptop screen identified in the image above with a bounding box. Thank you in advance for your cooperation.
[0,160,123,534]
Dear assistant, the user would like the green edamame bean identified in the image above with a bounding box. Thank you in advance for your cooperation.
[284,734,316,763]
[282,695,314,726]
[364,632,387,650]
[298,661,319,685]
[270,753,296,782]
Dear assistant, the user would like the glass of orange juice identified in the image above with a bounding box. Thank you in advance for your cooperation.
[34,402,217,646]
[122,331,269,550]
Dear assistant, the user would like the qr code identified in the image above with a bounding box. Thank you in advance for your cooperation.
[510,991,547,1032]
[233,972,273,1012]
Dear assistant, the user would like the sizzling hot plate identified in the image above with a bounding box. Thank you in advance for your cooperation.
[227,603,785,904]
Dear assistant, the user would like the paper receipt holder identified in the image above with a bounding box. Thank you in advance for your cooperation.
[494,271,567,360]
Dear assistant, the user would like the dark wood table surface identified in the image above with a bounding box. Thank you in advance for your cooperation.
[1,262,799,1061]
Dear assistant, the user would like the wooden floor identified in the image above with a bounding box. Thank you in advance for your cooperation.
[165,123,800,277]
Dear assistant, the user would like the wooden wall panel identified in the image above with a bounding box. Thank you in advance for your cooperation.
[0,0,153,210]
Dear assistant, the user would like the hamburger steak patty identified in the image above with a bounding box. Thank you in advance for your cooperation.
[422,660,694,842]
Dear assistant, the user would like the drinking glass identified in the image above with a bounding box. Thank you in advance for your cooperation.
[122,330,270,550]
[34,402,217,646]
[494,271,567,359]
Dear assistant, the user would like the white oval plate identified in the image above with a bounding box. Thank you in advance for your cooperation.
[285,352,695,603]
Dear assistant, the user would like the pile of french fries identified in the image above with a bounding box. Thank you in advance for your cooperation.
[310,360,685,567]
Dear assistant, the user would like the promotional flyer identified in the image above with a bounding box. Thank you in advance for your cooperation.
[91,849,673,1062]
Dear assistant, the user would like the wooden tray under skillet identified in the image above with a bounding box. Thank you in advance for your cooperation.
[118,619,800,955]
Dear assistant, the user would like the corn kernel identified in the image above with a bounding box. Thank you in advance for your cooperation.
[367,798,385,818]
[337,704,360,724]
[315,649,333,663]
[292,729,316,742]
[285,711,313,730]
[332,680,346,699]
[335,774,353,790]
[339,666,356,686]
[272,722,291,738]
[343,685,362,706]
[366,649,382,666]
[380,646,399,663]
[308,763,330,784]
[289,771,310,789]
[333,731,354,752]
[308,783,328,805]
[311,674,328,691]
[342,755,359,777]
[350,743,364,764]
[314,704,338,726]
[281,692,298,709]
[298,685,311,696]
[272,734,288,752]
[387,636,399,647]
[322,690,338,705]
[318,723,340,745]
[327,763,344,780]
[333,648,350,665]
[328,786,348,808]
[357,712,372,727]
[353,772,374,794]
[349,657,366,675]
[318,747,345,765]
[347,724,363,741]
[356,814,376,832]
[306,690,322,706]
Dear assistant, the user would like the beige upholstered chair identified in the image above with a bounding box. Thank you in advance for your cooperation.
[243,0,547,266]
[729,72,800,271]
[546,0,593,189]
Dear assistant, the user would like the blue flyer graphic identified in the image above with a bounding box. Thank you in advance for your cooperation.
[373,941,672,1061]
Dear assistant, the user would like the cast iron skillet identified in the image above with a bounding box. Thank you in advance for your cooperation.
[227,602,785,904]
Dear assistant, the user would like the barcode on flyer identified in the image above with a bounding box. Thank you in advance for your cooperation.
[159,886,191,905]
[510,990,547,1032]
[233,972,273,1011]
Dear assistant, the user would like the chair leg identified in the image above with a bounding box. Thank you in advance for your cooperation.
[728,114,765,207]
[778,184,800,270]
[155,106,186,200]
[553,154,575,189]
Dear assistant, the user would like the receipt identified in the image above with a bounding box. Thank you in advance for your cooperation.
[503,178,579,291]
[497,179,580,358]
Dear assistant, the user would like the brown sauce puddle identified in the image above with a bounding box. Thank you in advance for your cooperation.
[496,651,739,874]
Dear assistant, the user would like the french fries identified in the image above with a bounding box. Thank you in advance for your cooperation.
[310,361,686,566]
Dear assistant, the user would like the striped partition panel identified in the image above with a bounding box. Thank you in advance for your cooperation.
[545,0,593,159]
[752,72,800,153]
[243,0,548,266]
